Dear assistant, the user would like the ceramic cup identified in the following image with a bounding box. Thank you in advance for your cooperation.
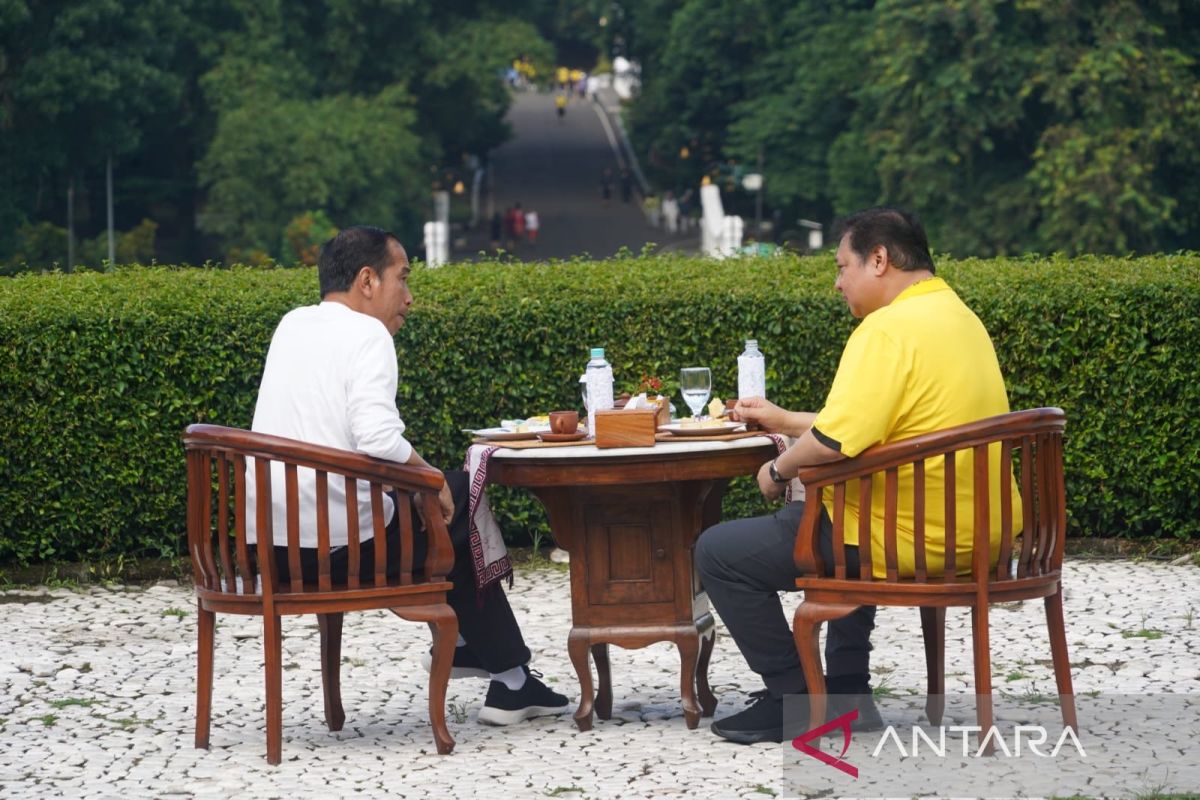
[549,410,579,434]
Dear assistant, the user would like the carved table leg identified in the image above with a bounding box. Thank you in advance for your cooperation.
[591,643,613,720]
[676,634,702,729]
[567,630,594,731]
[697,624,717,717]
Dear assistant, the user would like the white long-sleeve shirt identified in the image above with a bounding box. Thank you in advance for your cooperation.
[247,302,413,547]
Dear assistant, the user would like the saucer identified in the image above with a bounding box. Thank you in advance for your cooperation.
[537,431,588,442]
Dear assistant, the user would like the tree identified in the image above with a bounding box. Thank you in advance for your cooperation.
[0,0,191,255]
[1025,0,1200,253]
[627,0,784,194]
[198,87,425,258]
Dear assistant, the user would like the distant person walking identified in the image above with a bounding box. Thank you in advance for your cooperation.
[600,167,613,206]
[509,203,526,246]
[661,190,680,234]
[490,211,503,251]
[555,93,567,121]
[619,168,634,203]
[524,209,539,246]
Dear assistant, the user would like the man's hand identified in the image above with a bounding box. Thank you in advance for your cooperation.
[756,461,787,502]
[437,480,454,525]
[735,397,788,433]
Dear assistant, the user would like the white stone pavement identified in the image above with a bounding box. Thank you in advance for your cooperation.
[1,559,1198,799]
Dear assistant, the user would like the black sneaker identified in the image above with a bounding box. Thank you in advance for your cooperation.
[710,690,785,744]
[477,666,571,726]
[420,645,489,680]
[827,692,884,732]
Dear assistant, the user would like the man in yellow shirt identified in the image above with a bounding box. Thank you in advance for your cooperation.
[696,206,1013,744]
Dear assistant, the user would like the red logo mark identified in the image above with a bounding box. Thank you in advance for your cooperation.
[791,708,858,778]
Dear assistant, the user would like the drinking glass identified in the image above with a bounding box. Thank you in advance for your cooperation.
[679,367,712,419]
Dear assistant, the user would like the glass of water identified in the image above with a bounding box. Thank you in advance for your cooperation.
[679,367,712,419]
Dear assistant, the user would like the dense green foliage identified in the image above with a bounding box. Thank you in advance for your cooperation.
[622,0,1200,256]
[0,0,557,266]
[1,254,1197,566]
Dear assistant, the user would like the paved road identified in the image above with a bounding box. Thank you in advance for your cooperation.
[3,559,1199,798]
[462,90,693,261]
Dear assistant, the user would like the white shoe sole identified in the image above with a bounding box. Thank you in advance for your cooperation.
[476,703,572,726]
[419,651,489,680]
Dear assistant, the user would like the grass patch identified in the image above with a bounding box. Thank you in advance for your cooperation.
[1121,628,1165,640]
[36,713,58,727]
[49,698,95,709]
[161,607,188,619]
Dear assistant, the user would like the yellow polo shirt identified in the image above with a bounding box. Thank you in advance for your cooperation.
[810,277,1020,578]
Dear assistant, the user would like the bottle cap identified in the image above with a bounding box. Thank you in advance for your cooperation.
[745,339,758,349]
[590,347,605,358]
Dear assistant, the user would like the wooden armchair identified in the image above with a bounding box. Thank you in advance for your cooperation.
[183,424,458,763]
[791,408,1077,740]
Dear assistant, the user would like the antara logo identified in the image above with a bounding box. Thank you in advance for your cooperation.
[791,709,859,778]
[792,712,1086,779]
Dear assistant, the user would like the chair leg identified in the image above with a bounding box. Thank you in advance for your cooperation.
[919,606,946,725]
[263,612,283,765]
[195,603,215,750]
[970,604,994,756]
[426,605,458,755]
[1044,588,1078,731]
[794,602,860,731]
[317,613,345,732]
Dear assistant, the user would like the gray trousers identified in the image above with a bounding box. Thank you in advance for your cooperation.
[694,500,876,698]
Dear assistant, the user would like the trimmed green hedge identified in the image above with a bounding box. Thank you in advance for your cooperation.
[1,253,1197,565]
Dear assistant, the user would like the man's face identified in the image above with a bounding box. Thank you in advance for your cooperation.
[367,241,414,336]
[834,234,878,319]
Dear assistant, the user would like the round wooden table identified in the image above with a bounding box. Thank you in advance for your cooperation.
[486,436,779,731]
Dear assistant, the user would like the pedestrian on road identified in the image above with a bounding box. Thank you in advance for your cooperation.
[250,226,570,726]
[555,93,567,121]
[600,168,613,206]
[661,190,680,234]
[503,205,517,250]
[619,168,634,203]
[489,211,503,252]
[510,202,526,245]
[524,208,539,246]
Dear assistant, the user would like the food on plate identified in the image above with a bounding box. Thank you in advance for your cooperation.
[707,397,724,418]
[700,417,725,428]
[679,418,701,429]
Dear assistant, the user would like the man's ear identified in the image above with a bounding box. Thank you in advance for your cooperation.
[354,265,377,297]
[869,245,889,276]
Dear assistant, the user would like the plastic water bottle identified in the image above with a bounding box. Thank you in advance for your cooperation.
[584,347,614,434]
[737,339,766,399]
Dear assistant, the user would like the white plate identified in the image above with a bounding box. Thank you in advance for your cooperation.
[657,421,745,436]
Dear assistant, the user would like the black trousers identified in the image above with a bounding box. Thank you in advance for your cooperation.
[274,470,531,674]
[694,499,877,698]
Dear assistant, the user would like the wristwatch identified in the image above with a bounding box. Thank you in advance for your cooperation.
[768,459,790,484]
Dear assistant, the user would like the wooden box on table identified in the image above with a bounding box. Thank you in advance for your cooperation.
[594,403,667,448]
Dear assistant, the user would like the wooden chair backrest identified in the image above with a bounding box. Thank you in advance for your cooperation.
[794,408,1066,585]
[184,424,453,597]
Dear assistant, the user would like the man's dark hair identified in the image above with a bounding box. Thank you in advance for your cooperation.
[833,206,935,273]
[317,226,402,298]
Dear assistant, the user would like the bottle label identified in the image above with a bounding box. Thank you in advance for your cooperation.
[737,355,766,399]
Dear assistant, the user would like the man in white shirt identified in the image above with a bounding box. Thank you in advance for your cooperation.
[251,225,568,725]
